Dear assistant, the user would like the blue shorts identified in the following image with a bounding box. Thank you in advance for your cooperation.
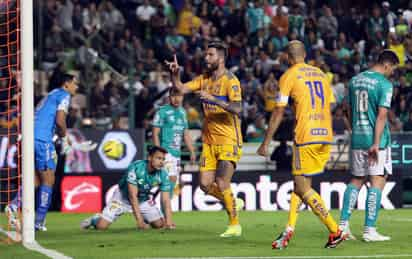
[35,140,57,171]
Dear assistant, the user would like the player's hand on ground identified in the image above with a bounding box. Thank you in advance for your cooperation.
[137,222,150,230]
[164,54,179,74]
[257,143,269,157]
[198,91,215,102]
[164,221,176,230]
[368,144,379,166]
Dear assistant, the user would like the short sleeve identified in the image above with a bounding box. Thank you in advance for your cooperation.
[152,109,163,127]
[227,78,242,102]
[185,75,203,91]
[379,82,393,108]
[275,72,293,107]
[57,95,70,113]
[159,170,172,192]
[126,166,138,185]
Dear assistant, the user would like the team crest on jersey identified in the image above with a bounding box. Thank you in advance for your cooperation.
[232,85,239,91]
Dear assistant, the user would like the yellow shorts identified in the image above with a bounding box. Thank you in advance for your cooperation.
[200,144,242,172]
[292,144,331,176]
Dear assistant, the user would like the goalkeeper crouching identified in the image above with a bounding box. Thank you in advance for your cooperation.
[81,146,174,230]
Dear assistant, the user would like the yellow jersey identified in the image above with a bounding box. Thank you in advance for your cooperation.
[275,63,335,145]
[186,71,242,146]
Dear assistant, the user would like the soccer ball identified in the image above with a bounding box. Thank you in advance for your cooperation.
[102,139,125,160]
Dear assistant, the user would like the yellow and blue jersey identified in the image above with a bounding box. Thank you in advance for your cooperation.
[185,71,243,146]
[275,63,335,145]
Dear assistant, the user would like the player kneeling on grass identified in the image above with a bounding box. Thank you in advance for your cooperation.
[81,146,174,230]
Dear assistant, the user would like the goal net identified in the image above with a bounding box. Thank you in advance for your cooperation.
[0,0,22,243]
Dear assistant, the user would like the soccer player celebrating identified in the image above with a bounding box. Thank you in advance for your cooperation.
[257,41,347,248]
[6,74,78,231]
[339,50,399,242]
[165,40,244,237]
[81,146,174,230]
[152,87,196,201]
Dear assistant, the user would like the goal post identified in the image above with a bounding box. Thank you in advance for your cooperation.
[21,0,35,244]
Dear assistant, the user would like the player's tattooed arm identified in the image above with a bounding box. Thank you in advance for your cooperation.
[199,90,242,116]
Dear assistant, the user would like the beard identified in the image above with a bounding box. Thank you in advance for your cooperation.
[205,62,219,74]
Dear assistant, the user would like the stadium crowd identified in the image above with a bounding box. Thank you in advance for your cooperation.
[20,0,412,142]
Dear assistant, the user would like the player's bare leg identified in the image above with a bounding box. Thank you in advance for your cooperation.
[199,171,224,200]
[216,161,241,237]
[363,175,390,242]
[340,176,365,240]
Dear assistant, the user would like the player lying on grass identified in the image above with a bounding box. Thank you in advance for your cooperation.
[81,146,174,230]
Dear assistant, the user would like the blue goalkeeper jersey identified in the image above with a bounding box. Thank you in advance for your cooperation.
[34,88,71,142]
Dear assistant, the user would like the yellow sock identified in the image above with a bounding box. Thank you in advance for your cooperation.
[222,188,239,225]
[287,192,302,230]
[303,189,338,233]
[207,183,224,201]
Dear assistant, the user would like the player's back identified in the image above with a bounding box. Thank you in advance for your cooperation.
[34,88,70,142]
[349,70,392,149]
[279,63,334,145]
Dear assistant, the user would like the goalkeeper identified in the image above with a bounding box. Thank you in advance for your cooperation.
[81,146,174,230]
[6,74,80,231]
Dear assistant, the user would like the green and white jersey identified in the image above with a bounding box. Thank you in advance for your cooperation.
[349,70,393,149]
[118,160,171,203]
[152,104,188,158]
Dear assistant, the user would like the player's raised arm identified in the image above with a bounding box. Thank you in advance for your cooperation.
[127,183,149,230]
[164,54,192,93]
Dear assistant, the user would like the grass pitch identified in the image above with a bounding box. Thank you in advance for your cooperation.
[1,209,412,259]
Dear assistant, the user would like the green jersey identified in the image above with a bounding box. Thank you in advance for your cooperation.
[152,104,188,157]
[118,160,171,202]
[349,70,393,149]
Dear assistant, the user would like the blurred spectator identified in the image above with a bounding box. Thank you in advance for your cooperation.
[101,1,125,32]
[110,38,133,73]
[257,72,277,120]
[82,2,101,35]
[245,1,264,36]
[184,102,201,129]
[176,2,201,37]
[403,110,412,131]
[382,2,396,30]
[389,109,403,132]
[271,6,289,38]
[367,5,387,44]
[56,0,73,32]
[333,106,351,135]
[166,27,186,51]
[246,114,266,142]
[318,6,338,50]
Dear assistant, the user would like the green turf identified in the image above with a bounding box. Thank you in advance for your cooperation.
[1,209,412,259]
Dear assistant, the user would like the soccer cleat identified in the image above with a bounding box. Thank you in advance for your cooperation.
[272,229,294,249]
[220,224,242,237]
[363,229,391,242]
[5,204,20,231]
[339,225,356,240]
[325,229,348,248]
[80,216,94,229]
[35,223,47,232]
[235,198,244,211]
